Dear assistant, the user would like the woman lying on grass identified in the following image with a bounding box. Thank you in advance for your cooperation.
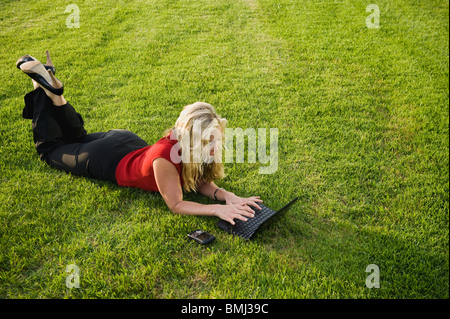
[16,51,262,225]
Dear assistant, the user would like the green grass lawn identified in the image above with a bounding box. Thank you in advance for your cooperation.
[0,0,448,298]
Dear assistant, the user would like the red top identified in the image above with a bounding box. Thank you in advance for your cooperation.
[115,134,183,192]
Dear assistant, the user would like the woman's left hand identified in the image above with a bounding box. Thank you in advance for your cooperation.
[224,193,263,211]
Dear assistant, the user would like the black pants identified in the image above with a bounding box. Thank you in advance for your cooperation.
[24,88,148,182]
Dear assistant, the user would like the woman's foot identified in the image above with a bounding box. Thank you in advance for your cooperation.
[16,51,64,95]
[41,69,67,106]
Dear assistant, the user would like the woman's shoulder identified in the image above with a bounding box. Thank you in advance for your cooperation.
[148,132,180,164]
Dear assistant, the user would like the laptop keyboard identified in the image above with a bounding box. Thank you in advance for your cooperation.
[217,203,278,239]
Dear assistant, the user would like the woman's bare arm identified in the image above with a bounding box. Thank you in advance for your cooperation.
[153,158,256,224]
[197,180,263,210]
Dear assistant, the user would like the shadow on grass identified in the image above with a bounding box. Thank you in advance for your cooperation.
[252,206,449,298]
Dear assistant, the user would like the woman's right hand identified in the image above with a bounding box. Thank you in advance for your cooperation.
[214,203,256,225]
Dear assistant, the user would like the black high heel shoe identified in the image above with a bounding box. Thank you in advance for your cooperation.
[16,51,63,95]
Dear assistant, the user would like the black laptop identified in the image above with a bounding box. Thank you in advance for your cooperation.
[217,197,299,239]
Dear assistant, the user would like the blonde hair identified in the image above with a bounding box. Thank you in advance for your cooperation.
[167,102,227,192]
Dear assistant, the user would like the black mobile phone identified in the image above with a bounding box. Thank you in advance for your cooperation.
[188,230,215,245]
